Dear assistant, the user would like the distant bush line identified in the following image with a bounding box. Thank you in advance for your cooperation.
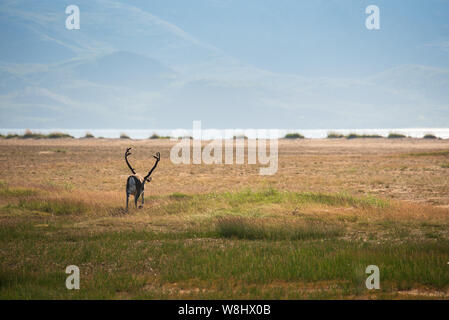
[387,133,407,139]
[325,132,443,139]
[83,132,95,138]
[346,133,383,139]
[149,133,170,139]
[0,130,73,139]
[327,132,345,139]
[0,130,445,140]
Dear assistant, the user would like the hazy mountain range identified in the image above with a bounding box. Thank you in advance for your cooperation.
[0,0,448,129]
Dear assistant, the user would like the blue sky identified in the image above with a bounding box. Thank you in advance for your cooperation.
[0,0,448,129]
[136,0,449,75]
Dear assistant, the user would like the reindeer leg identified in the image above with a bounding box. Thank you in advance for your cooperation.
[126,193,129,212]
[140,192,144,208]
[137,192,144,209]
[134,194,138,208]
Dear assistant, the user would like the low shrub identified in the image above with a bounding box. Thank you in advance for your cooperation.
[120,133,131,139]
[346,133,383,139]
[284,133,305,139]
[47,132,73,139]
[327,132,344,139]
[388,133,406,139]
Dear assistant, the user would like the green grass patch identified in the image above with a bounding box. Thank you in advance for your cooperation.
[0,187,36,198]
[406,150,449,157]
[159,240,449,293]
[0,214,448,298]
[169,192,192,200]
[215,216,344,240]
[295,192,389,208]
[233,188,388,208]
[0,183,37,198]
[157,189,390,216]
[13,198,88,216]
[2,224,448,299]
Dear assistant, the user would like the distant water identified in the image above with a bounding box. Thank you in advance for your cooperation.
[1,128,449,139]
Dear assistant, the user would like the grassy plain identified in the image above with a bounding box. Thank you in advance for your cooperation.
[0,138,449,299]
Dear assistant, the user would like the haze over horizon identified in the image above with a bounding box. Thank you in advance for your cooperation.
[0,0,448,129]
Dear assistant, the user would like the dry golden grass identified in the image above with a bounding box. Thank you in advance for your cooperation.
[1,138,449,299]
[1,137,448,203]
[1,137,449,246]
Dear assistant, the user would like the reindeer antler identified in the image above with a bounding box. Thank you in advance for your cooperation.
[144,152,161,181]
[125,148,136,174]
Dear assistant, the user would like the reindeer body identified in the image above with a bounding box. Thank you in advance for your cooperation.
[126,174,146,209]
[124,148,160,211]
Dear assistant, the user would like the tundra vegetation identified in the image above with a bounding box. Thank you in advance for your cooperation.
[327,132,345,139]
[284,133,305,139]
[0,130,74,140]
[0,138,448,299]
[149,134,171,140]
[388,133,407,139]
[346,133,383,139]
[0,131,443,141]
[120,133,131,140]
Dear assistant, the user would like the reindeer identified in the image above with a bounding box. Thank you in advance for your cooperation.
[124,148,160,211]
